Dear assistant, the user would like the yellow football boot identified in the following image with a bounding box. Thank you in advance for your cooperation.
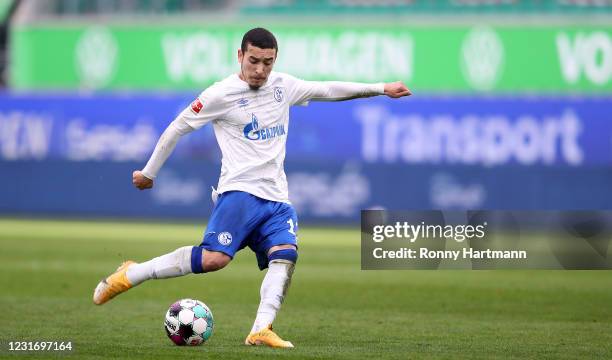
[93,261,135,305]
[244,325,294,348]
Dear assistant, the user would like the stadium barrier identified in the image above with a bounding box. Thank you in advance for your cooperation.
[0,94,610,222]
[1,160,610,223]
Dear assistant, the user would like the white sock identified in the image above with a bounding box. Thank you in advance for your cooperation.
[250,260,295,333]
[126,246,194,286]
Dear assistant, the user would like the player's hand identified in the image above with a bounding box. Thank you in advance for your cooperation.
[384,81,412,98]
[132,170,153,190]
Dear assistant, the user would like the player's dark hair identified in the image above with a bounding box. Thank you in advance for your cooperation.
[241,28,278,55]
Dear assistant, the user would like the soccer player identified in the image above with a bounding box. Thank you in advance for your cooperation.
[93,27,411,348]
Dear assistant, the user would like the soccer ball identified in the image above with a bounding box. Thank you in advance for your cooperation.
[164,298,214,346]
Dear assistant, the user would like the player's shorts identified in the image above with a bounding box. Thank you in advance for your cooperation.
[197,191,298,270]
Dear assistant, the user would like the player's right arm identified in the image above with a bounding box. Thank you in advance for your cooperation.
[133,88,225,190]
[133,117,194,190]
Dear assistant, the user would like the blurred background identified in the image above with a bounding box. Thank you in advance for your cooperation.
[0,0,611,223]
[2,5,611,357]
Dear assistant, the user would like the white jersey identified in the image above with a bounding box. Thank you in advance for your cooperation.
[142,71,384,203]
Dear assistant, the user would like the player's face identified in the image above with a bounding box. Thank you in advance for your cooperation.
[238,44,276,90]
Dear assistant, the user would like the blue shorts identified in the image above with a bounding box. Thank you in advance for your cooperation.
[196,191,298,271]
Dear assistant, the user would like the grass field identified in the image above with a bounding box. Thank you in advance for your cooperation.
[1,218,611,359]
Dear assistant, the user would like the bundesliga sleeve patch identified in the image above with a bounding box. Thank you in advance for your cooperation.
[190,98,204,114]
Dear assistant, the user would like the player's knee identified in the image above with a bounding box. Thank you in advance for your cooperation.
[202,250,231,272]
[268,245,298,264]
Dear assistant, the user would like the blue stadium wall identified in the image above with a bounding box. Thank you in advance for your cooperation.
[0,94,610,223]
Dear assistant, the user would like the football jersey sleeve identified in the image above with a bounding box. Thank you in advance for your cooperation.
[140,117,193,179]
[180,86,227,130]
[285,74,385,106]
[140,86,226,179]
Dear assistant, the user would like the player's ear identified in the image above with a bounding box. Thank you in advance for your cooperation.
[237,49,243,64]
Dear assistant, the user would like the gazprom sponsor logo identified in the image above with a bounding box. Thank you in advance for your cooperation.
[243,113,286,141]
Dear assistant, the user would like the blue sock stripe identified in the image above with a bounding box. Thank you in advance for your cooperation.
[191,246,204,274]
[268,248,298,264]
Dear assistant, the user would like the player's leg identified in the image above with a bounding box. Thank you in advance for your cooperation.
[126,247,231,285]
[245,244,297,348]
[93,246,232,305]
[93,246,193,305]
[93,191,257,305]
[245,202,298,348]
[250,245,297,334]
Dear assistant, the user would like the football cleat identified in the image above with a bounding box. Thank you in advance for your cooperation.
[244,325,294,348]
[93,261,135,305]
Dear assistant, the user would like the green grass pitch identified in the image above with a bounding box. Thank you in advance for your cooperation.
[1,218,611,359]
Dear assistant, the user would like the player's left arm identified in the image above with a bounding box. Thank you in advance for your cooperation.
[289,78,411,104]
[382,81,412,98]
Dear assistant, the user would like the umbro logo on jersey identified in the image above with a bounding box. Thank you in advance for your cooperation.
[243,113,286,141]
[237,98,249,107]
[190,98,203,114]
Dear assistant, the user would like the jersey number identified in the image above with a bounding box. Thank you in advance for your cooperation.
[287,218,297,235]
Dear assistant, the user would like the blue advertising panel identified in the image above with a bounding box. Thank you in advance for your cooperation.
[1,160,610,223]
[0,94,611,222]
[1,94,611,166]
[289,96,612,167]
